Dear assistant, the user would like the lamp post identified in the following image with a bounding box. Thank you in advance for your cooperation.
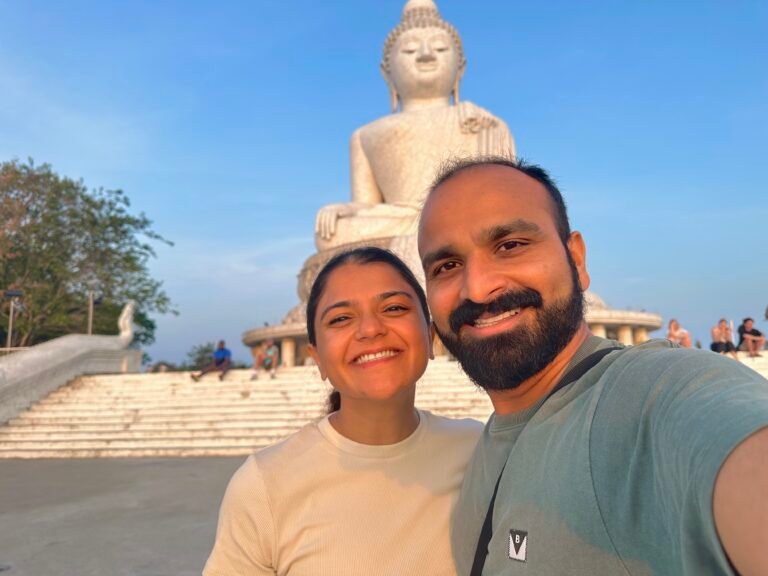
[4,289,23,351]
[87,291,94,335]
[86,291,103,335]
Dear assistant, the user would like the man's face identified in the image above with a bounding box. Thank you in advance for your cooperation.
[418,165,590,391]
[745,320,754,331]
[387,26,459,101]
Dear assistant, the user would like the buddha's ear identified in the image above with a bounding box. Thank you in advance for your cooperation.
[452,61,466,104]
[381,64,399,113]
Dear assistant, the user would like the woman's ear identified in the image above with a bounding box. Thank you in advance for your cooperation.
[429,323,437,360]
[307,345,327,381]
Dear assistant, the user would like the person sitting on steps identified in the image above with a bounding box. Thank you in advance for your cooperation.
[251,339,279,380]
[191,340,232,382]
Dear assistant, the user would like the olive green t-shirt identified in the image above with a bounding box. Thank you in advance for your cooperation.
[452,337,768,575]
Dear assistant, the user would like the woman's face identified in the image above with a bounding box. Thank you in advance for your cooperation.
[308,262,432,404]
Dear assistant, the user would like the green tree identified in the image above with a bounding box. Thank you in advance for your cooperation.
[185,342,215,370]
[0,158,175,347]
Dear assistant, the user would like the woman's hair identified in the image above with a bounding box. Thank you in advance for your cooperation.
[305,246,430,414]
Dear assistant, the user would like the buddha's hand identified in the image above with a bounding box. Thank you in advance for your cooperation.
[315,203,358,240]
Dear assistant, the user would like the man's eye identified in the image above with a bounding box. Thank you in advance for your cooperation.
[432,261,460,277]
[498,240,524,252]
[328,315,350,326]
[384,304,408,313]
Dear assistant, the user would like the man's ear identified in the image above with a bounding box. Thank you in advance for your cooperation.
[307,345,327,381]
[566,231,590,292]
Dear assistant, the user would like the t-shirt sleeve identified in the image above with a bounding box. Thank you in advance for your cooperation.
[591,347,768,574]
[203,456,277,576]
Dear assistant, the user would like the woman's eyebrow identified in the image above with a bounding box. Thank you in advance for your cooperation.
[378,290,414,302]
[319,300,351,321]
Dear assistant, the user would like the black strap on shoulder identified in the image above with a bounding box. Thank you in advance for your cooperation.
[468,346,621,576]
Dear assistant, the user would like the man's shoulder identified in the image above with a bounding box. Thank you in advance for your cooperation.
[601,338,767,395]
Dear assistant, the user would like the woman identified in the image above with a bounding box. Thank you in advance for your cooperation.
[666,318,692,348]
[204,247,482,576]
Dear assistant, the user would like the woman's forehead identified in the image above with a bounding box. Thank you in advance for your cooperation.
[321,262,414,302]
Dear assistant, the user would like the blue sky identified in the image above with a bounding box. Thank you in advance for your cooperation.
[1,0,766,363]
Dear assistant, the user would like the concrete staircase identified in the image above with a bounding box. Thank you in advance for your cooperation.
[2,353,766,459]
[0,358,492,459]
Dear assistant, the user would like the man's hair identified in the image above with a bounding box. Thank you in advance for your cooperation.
[427,156,572,245]
[743,317,754,324]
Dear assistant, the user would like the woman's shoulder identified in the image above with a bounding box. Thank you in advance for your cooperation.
[419,410,485,441]
[250,419,326,471]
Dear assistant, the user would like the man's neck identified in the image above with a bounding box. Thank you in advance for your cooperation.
[488,323,592,415]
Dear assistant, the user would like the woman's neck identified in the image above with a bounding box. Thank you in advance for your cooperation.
[329,395,419,445]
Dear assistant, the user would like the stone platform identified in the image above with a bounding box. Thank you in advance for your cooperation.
[0,359,492,459]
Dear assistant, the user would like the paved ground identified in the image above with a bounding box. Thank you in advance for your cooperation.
[0,457,245,576]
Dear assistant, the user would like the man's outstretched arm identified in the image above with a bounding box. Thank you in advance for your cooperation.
[714,426,768,575]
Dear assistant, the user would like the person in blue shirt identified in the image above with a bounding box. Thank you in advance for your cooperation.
[191,340,232,382]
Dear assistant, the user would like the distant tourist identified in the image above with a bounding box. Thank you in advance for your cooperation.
[250,339,279,380]
[666,318,692,348]
[204,247,482,575]
[191,340,232,381]
[738,317,765,358]
[710,319,739,360]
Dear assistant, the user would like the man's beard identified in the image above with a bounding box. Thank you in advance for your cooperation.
[434,261,584,391]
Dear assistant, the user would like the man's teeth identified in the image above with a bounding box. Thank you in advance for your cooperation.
[473,308,521,328]
[355,350,399,364]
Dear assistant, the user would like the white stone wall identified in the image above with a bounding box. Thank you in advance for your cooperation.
[0,334,142,425]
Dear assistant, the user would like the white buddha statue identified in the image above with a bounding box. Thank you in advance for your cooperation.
[314,0,515,251]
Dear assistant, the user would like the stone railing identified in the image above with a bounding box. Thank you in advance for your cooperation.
[0,302,141,425]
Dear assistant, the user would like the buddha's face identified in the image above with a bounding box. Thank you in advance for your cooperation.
[387,26,460,101]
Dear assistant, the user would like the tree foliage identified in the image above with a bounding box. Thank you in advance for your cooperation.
[185,342,216,370]
[0,159,174,347]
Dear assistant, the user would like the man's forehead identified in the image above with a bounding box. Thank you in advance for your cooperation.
[421,166,551,227]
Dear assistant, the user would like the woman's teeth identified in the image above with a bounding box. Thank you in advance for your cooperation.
[354,350,399,364]
[473,308,521,328]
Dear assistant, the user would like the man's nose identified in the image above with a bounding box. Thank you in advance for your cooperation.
[459,258,508,305]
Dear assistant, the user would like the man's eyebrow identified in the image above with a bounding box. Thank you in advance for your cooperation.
[481,220,542,244]
[319,300,351,321]
[421,247,457,272]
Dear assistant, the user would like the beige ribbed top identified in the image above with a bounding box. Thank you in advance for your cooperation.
[203,410,482,576]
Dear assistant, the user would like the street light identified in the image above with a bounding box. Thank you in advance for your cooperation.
[4,289,23,351]
[87,291,103,335]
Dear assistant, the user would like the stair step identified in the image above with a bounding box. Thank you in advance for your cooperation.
[0,363,491,459]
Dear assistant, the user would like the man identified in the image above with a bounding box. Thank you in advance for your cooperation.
[251,339,279,380]
[738,317,765,358]
[418,157,768,575]
[711,318,739,361]
[191,340,232,382]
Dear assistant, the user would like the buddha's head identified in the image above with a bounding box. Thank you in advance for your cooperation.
[381,0,466,112]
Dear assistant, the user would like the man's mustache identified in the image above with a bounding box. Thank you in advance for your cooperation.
[448,289,543,335]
